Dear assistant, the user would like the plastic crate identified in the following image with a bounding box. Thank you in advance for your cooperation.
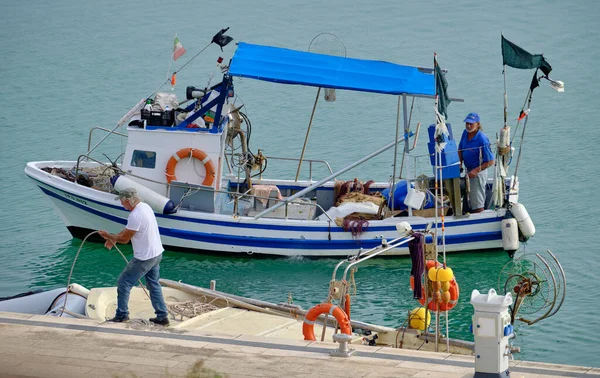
[141,109,175,126]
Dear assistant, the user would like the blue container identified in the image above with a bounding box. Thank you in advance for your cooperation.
[432,162,461,179]
[427,139,460,166]
[427,123,454,142]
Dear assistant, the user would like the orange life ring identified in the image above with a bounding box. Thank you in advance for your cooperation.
[410,260,460,312]
[165,148,215,185]
[302,303,352,341]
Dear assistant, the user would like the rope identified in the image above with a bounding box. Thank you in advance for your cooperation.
[59,231,150,317]
[167,296,220,321]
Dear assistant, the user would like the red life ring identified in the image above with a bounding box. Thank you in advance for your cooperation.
[165,148,215,185]
[410,260,460,312]
[302,303,352,341]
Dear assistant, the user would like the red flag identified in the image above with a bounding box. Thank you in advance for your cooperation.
[173,36,186,61]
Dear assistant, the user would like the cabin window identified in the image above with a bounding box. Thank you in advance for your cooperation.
[131,150,156,169]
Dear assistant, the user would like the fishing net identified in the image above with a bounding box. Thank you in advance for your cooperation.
[308,33,346,102]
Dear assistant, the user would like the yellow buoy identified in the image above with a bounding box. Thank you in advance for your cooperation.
[428,267,440,281]
[441,291,451,303]
[441,281,450,291]
[437,267,454,282]
[409,307,431,329]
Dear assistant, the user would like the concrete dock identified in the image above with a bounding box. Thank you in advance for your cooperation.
[0,311,598,378]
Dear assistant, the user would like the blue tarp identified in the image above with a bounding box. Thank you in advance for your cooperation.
[228,42,435,96]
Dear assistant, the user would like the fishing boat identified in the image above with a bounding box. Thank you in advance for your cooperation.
[24,30,558,257]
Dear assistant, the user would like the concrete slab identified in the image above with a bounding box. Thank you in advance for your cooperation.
[0,315,598,378]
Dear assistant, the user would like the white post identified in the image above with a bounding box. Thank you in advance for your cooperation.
[470,289,514,378]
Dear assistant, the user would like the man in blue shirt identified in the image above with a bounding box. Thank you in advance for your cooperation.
[458,113,495,213]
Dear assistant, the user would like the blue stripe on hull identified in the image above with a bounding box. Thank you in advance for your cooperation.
[31,176,500,232]
[163,228,502,250]
[35,182,502,251]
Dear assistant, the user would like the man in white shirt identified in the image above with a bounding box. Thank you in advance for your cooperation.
[98,188,169,326]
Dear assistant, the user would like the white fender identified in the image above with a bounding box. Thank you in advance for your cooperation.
[112,175,176,214]
[68,283,90,298]
[501,218,519,251]
[510,203,535,240]
[498,126,511,155]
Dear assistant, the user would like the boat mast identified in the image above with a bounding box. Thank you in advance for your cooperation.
[390,94,410,212]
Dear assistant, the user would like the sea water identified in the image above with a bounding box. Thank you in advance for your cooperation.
[0,0,599,368]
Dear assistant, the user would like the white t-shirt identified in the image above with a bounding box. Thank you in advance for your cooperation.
[126,202,164,261]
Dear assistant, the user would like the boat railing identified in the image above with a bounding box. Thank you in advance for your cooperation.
[260,155,335,181]
[225,186,332,221]
[74,154,118,181]
[254,135,409,220]
[169,180,332,220]
[86,126,127,159]
[332,234,415,285]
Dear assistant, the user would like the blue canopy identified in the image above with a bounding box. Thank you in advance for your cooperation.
[228,42,435,96]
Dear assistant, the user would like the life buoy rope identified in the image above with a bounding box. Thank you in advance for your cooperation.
[302,303,352,341]
[165,148,215,185]
[410,260,460,312]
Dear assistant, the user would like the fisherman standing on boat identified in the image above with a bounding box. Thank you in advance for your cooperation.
[98,188,170,326]
[458,113,494,214]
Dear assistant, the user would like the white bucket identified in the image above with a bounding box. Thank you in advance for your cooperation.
[501,218,519,251]
[404,188,425,210]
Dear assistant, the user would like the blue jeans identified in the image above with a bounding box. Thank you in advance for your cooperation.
[116,255,168,320]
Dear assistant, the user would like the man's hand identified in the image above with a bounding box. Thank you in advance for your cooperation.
[104,239,115,250]
[98,230,111,240]
[468,168,480,178]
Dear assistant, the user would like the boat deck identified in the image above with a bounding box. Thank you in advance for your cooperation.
[1,311,597,378]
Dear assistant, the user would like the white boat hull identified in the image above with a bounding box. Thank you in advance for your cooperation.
[26,161,509,257]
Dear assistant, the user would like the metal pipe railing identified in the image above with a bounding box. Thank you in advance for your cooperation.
[86,127,127,155]
[254,136,409,220]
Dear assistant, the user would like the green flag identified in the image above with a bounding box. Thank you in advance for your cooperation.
[434,56,451,119]
[501,35,552,76]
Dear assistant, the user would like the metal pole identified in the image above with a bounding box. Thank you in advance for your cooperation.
[503,66,508,129]
[390,96,402,211]
[87,99,145,156]
[402,94,410,216]
[295,88,321,181]
[254,136,409,220]
[510,90,533,191]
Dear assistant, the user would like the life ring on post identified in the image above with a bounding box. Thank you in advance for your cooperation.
[165,148,215,185]
[410,260,460,312]
[302,303,352,341]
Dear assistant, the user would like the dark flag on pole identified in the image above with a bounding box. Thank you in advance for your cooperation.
[501,35,552,76]
[212,27,234,51]
[529,69,540,91]
[434,55,451,119]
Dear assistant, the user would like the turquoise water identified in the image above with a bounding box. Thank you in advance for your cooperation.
[1,0,599,368]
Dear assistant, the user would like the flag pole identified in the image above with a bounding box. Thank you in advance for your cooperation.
[510,84,535,191]
[165,33,175,83]
[502,33,509,129]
